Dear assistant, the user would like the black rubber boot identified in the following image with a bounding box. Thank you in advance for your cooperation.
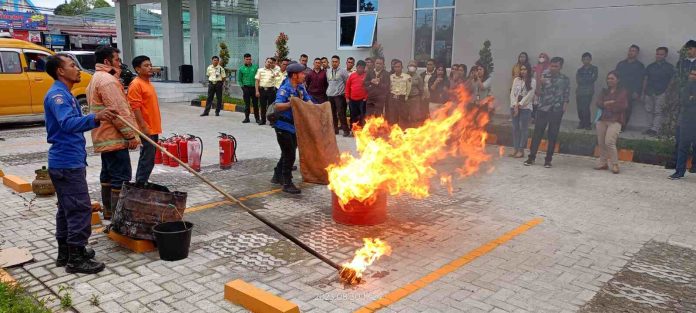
[56,240,95,267]
[107,189,121,220]
[101,183,111,220]
[282,180,301,194]
[271,173,281,185]
[65,246,104,274]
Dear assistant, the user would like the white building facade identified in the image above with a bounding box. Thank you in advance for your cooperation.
[258,0,696,127]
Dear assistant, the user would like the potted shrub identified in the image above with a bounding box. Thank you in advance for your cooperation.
[192,95,207,107]
[559,131,596,157]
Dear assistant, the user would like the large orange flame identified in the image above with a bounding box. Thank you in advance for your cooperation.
[327,86,494,206]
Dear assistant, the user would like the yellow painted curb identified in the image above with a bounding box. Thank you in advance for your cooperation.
[2,175,32,193]
[0,268,16,284]
[107,231,156,253]
[225,279,300,313]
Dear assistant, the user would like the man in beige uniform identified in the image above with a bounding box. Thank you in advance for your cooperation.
[387,59,411,125]
[256,57,280,125]
[201,56,226,116]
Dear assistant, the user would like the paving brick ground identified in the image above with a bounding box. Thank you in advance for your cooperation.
[1,102,695,312]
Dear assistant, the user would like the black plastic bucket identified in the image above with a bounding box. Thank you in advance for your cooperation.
[152,221,193,261]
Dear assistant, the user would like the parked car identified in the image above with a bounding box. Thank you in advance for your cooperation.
[58,51,96,73]
[0,39,92,123]
[59,50,135,90]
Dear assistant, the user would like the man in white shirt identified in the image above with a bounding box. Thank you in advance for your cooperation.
[202,56,226,116]
[326,55,351,136]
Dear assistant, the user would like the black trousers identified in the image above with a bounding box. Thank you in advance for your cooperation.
[671,125,696,170]
[100,148,132,190]
[49,168,92,247]
[349,99,366,128]
[329,95,349,132]
[623,94,639,130]
[242,86,259,120]
[576,94,593,128]
[529,110,564,163]
[135,134,158,183]
[274,130,297,184]
[259,87,276,123]
[204,81,223,114]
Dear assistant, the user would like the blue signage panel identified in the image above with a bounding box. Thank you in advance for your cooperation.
[46,34,67,46]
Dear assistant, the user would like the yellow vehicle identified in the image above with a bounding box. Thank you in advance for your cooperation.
[0,38,92,123]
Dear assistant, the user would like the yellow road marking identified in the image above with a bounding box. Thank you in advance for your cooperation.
[354,218,544,313]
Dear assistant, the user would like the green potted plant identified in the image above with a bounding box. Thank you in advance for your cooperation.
[559,131,596,156]
[191,94,207,107]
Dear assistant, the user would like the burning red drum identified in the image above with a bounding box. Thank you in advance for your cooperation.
[332,190,387,226]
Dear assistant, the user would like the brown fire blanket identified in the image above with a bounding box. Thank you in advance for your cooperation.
[290,97,340,185]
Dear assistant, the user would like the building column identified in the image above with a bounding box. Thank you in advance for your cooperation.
[189,0,212,83]
[161,0,184,81]
[114,0,134,66]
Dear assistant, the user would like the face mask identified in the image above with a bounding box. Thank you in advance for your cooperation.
[538,57,546,63]
[408,66,417,72]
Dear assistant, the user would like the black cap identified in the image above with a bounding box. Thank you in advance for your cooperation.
[686,40,696,49]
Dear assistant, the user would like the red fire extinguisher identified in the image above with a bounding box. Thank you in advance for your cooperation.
[187,134,203,172]
[166,138,180,167]
[219,132,237,170]
[177,135,189,164]
[161,137,170,165]
[155,137,164,165]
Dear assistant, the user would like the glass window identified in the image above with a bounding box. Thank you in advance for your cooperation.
[340,16,357,47]
[338,0,378,48]
[360,0,378,12]
[416,0,433,8]
[0,52,22,73]
[340,0,357,13]
[24,52,49,72]
[433,8,454,68]
[414,10,433,67]
[353,14,377,47]
[413,0,454,67]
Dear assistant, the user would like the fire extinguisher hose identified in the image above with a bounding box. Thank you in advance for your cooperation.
[115,116,342,271]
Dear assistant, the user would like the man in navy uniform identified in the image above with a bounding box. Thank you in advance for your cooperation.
[44,55,116,274]
[271,62,313,194]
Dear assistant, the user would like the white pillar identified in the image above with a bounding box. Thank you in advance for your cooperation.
[161,0,184,81]
[115,0,134,66]
[189,0,212,83]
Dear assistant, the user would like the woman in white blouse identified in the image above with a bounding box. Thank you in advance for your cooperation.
[509,64,536,158]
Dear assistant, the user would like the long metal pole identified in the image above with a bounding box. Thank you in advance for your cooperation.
[116,116,342,271]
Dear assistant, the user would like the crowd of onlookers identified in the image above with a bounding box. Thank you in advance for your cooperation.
[217,39,696,180]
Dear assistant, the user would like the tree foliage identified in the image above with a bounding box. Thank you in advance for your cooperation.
[476,40,494,77]
[93,0,111,8]
[275,32,289,62]
[218,42,230,69]
[53,0,105,16]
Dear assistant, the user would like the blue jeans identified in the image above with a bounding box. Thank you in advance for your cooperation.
[100,148,132,190]
[135,135,158,183]
[511,108,532,150]
[49,168,92,246]
[675,125,696,176]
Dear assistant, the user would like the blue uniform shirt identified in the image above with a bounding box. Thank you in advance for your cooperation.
[274,79,313,134]
[44,81,99,169]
